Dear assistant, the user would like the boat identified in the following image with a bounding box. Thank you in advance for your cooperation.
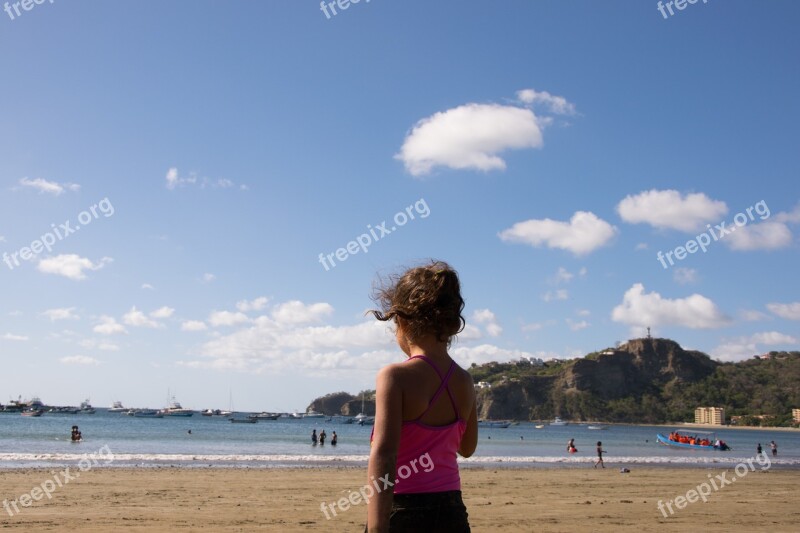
[588,425,608,430]
[162,397,194,417]
[534,424,545,429]
[202,408,233,417]
[49,406,80,414]
[21,408,44,417]
[250,412,279,420]
[357,417,375,426]
[656,430,731,451]
[79,399,96,414]
[133,409,164,418]
[550,417,569,426]
[303,410,325,419]
[230,417,258,424]
[108,401,127,412]
[478,420,512,428]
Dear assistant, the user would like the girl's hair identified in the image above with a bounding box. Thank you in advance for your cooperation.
[370,260,465,344]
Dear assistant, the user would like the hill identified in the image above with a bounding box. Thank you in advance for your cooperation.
[469,337,800,425]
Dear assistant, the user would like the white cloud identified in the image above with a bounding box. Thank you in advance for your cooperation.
[711,331,798,362]
[2,333,28,341]
[775,203,800,223]
[635,242,649,251]
[41,307,80,321]
[271,301,334,325]
[566,319,590,331]
[516,89,577,115]
[60,355,100,366]
[165,167,197,190]
[236,297,269,312]
[543,289,569,302]
[766,302,800,320]
[208,311,251,327]
[93,316,127,335]
[673,267,698,285]
[611,283,730,329]
[554,267,574,284]
[123,306,162,328]
[500,211,616,256]
[141,283,155,290]
[181,320,208,332]
[723,221,793,251]
[150,306,175,319]
[0,235,5,242]
[617,189,728,232]
[395,103,543,176]
[451,344,560,368]
[37,255,112,281]
[739,309,770,322]
[577,309,591,317]
[79,339,119,351]
[201,273,216,283]
[472,309,502,337]
[165,168,246,191]
[19,177,80,195]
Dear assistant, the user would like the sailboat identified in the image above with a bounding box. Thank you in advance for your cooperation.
[354,392,374,425]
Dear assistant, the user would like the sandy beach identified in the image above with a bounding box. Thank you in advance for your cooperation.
[1,466,798,532]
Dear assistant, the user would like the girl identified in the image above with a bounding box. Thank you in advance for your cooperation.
[366,261,478,532]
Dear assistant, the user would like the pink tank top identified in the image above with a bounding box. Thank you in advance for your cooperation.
[373,355,467,495]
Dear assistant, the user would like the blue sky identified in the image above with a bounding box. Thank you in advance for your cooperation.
[1,0,798,411]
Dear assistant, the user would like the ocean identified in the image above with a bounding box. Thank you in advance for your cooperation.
[2,411,799,469]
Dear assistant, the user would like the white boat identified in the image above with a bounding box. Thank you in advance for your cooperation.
[79,399,96,414]
[534,424,545,429]
[162,398,194,417]
[551,417,569,426]
[304,410,325,419]
[108,401,127,412]
[251,412,279,420]
[587,425,608,430]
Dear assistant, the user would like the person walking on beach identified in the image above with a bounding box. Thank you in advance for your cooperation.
[366,261,478,532]
[311,429,318,445]
[757,442,763,456]
[770,441,777,456]
[594,441,606,468]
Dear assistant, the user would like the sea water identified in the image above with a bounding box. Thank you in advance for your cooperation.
[1,411,798,469]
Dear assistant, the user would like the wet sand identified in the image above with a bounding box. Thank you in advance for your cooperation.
[0,466,798,532]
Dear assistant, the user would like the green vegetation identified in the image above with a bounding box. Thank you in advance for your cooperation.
[468,342,800,426]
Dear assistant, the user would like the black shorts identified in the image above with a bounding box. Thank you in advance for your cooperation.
[365,490,470,533]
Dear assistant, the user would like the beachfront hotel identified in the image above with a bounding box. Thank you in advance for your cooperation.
[793,408,800,424]
[694,407,725,425]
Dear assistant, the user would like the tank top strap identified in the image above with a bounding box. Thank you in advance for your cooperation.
[406,354,445,379]
[416,360,461,421]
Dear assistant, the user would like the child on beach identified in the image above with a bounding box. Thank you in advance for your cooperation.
[594,441,606,468]
[366,261,478,532]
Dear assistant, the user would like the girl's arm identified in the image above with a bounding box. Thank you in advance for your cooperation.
[366,365,404,533]
[458,398,478,458]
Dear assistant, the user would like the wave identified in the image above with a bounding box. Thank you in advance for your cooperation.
[1,453,798,467]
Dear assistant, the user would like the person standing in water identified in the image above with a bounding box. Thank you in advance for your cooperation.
[366,261,478,532]
[757,442,763,455]
[311,429,318,445]
[770,441,777,457]
[319,429,326,445]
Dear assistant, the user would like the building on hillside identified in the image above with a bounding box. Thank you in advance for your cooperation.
[793,408,800,424]
[475,381,492,390]
[694,407,725,425]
